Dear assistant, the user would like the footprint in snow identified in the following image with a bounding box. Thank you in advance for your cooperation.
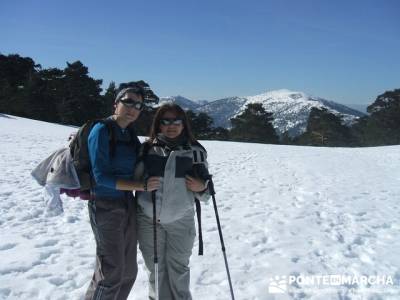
[34,239,58,248]
[251,236,269,247]
[333,232,345,244]
[372,222,392,229]
[65,215,79,223]
[48,276,66,286]
[343,246,358,259]
[352,236,366,246]
[0,243,17,251]
[250,191,260,197]
[0,191,13,198]
[27,273,52,279]
[291,256,300,263]
[243,212,264,218]
[207,226,217,233]
[313,249,324,257]
[0,288,11,298]
[39,249,61,260]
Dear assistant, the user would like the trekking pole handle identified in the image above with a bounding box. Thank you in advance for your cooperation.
[205,175,216,196]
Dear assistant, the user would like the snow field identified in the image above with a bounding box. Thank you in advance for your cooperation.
[0,114,399,299]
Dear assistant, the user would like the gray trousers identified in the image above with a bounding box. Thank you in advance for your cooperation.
[137,208,196,300]
[85,194,138,300]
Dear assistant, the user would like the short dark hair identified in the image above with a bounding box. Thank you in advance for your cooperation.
[116,80,159,104]
[115,87,144,103]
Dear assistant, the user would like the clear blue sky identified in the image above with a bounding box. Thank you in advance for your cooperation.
[1,0,399,105]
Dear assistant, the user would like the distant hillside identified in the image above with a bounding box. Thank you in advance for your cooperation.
[159,90,365,137]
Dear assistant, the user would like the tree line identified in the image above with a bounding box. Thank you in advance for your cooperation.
[1,53,399,146]
[285,90,400,147]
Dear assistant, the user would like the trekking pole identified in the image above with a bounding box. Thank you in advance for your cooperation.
[207,176,235,300]
[152,191,159,300]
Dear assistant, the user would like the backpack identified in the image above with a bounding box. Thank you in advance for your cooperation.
[68,117,140,199]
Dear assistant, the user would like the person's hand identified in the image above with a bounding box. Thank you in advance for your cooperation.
[145,176,161,192]
[185,175,206,192]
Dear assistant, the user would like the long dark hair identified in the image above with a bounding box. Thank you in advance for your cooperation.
[148,103,198,145]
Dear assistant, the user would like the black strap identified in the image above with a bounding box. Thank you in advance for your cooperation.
[126,124,141,156]
[138,141,152,163]
[103,119,140,158]
[200,151,205,162]
[104,121,116,157]
[195,198,203,255]
[152,191,158,263]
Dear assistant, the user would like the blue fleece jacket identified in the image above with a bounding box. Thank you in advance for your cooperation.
[88,122,138,199]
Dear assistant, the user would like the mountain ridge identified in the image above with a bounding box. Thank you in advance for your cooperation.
[159,89,365,137]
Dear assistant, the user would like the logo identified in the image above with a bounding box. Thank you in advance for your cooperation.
[267,274,396,295]
[268,275,287,294]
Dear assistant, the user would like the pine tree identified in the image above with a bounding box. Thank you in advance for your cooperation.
[229,103,279,144]
[29,67,64,122]
[57,61,103,125]
[100,81,117,117]
[135,106,156,136]
[280,131,294,145]
[367,89,400,145]
[186,110,214,139]
[210,126,230,141]
[295,107,352,146]
[352,89,400,146]
[0,54,39,117]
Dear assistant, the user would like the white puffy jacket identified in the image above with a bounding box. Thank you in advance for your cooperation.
[135,140,210,224]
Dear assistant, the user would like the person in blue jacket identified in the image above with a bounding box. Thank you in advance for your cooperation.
[85,86,160,300]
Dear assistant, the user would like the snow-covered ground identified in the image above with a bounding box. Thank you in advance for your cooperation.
[1,114,399,300]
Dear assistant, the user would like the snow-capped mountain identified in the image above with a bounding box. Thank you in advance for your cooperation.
[196,96,248,129]
[252,90,365,136]
[160,90,365,137]
[158,96,206,111]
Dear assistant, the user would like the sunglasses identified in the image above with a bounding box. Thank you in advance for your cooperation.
[119,98,144,110]
[160,118,183,126]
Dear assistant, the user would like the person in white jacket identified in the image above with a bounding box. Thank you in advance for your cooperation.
[135,103,210,300]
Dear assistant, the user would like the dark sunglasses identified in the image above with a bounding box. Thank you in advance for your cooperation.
[119,98,144,110]
[160,118,183,126]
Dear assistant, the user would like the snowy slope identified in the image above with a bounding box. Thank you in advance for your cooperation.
[1,115,400,300]
[196,96,248,128]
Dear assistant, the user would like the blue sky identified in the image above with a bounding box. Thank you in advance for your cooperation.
[1,0,399,105]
